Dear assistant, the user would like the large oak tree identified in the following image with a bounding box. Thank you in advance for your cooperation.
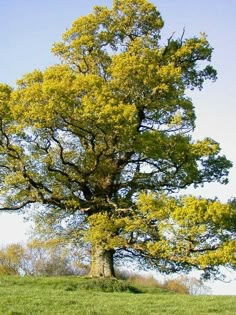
[0,0,235,278]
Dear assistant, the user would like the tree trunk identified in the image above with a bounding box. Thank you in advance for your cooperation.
[89,245,115,277]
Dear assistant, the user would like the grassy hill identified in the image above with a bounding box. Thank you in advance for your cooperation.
[0,276,235,315]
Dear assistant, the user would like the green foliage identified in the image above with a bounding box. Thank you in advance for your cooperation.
[80,277,140,293]
[87,193,236,278]
[0,0,234,278]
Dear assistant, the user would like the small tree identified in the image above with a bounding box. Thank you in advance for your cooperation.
[0,0,235,278]
[0,244,25,275]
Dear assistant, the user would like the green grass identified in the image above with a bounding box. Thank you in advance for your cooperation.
[0,276,235,315]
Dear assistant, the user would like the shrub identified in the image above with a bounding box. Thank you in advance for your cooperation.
[0,265,18,275]
[116,270,161,287]
[80,278,141,293]
[162,279,189,294]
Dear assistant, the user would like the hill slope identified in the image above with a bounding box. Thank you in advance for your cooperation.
[0,276,235,314]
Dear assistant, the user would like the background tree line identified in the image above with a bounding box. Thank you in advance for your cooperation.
[0,241,88,276]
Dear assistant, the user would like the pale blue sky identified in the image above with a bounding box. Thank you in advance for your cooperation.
[0,1,235,294]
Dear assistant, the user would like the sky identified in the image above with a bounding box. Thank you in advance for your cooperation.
[0,0,235,295]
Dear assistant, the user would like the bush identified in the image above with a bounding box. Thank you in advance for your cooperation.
[80,278,141,293]
[0,265,18,275]
[162,279,189,294]
[116,270,161,287]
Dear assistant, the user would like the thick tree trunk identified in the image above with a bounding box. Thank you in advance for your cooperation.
[89,246,115,277]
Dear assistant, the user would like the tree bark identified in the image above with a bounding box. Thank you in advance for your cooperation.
[89,245,115,277]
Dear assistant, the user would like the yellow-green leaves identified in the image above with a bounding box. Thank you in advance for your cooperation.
[137,191,172,220]
[133,192,236,270]
[0,0,233,278]
[87,212,126,250]
[0,83,13,126]
[86,191,235,272]
[191,138,220,157]
[0,83,12,110]
[11,66,75,128]
[171,196,234,237]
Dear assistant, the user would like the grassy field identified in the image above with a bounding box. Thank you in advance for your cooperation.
[0,276,235,315]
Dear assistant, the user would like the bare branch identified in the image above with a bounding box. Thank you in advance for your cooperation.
[0,200,35,211]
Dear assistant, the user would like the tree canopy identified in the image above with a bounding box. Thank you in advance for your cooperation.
[0,0,235,278]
